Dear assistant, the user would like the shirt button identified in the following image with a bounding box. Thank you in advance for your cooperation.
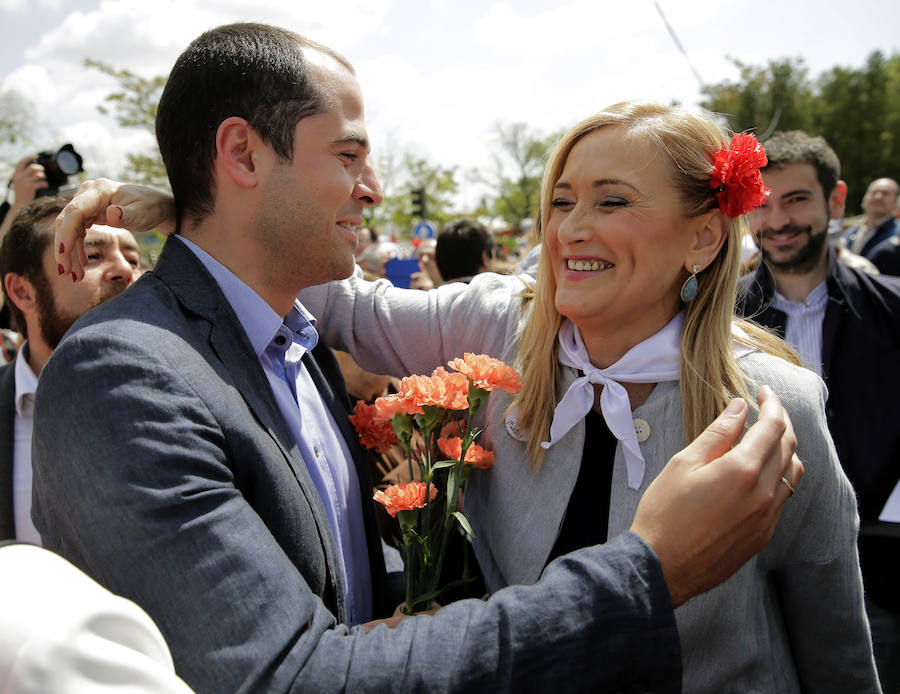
[314,446,320,458]
[633,418,651,443]
[275,335,286,346]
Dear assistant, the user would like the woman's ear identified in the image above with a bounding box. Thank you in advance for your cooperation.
[214,117,265,189]
[685,210,728,273]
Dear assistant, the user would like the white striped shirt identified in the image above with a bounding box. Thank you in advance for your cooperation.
[772,281,829,377]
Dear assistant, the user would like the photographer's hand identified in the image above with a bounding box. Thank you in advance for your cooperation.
[12,156,48,202]
[0,156,49,238]
[55,179,175,279]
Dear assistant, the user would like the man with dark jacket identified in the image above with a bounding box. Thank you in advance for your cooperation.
[844,177,900,275]
[738,130,900,692]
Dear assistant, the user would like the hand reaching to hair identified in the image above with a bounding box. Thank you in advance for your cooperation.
[54,179,175,280]
[631,386,803,607]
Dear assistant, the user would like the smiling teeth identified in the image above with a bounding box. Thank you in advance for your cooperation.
[567,259,612,271]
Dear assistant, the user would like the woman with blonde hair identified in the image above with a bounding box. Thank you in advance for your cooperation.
[297,101,876,691]
[54,100,878,691]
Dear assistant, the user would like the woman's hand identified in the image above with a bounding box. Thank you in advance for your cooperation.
[55,179,176,279]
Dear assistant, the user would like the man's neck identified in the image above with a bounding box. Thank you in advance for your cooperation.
[23,338,51,377]
[769,250,830,304]
[181,220,299,317]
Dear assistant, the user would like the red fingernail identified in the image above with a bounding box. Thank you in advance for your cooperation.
[72,272,77,283]
[59,242,65,254]
[58,263,65,276]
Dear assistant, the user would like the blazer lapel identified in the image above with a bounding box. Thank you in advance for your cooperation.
[303,345,391,614]
[150,238,346,604]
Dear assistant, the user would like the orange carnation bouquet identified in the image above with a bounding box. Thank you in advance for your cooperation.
[349,353,522,615]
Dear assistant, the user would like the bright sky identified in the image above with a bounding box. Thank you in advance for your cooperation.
[2,0,898,209]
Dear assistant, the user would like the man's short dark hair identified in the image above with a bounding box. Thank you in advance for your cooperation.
[762,131,841,197]
[0,196,68,340]
[435,219,494,281]
[156,22,354,231]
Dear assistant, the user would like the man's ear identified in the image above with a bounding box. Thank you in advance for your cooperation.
[828,180,848,220]
[215,117,266,189]
[3,272,37,316]
[684,210,728,272]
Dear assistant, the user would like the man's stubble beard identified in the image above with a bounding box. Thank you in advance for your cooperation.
[758,224,828,276]
[33,276,129,349]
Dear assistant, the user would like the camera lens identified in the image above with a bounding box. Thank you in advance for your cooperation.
[56,150,80,176]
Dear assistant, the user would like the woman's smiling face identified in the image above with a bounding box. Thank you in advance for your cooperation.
[545,126,703,348]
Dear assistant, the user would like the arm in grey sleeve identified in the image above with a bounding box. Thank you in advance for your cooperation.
[298,272,528,378]
[31,330,680,694]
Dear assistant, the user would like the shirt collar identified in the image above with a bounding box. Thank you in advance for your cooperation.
[13,343,38,416]
[175,235,318,357]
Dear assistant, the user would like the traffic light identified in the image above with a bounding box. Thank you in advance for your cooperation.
[410,188,427,219]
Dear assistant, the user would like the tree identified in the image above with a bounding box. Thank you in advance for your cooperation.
[471,123,560,228]
[365,145,459,238]
[0,89,38,183]
[0,89,35,147]
[85,58,169,190]
[814,51,900,212]
[701,52,900,214]
[700,57,814,138]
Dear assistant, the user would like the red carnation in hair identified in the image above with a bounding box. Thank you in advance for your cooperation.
[710,132,771,217]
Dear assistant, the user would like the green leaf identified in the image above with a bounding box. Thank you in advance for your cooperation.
[432,459,456,471]
[452,511,475,538]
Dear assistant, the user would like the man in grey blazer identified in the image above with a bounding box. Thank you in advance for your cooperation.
[38,22,802,693]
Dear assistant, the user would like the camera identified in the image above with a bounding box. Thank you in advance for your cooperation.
[35,144,83,197]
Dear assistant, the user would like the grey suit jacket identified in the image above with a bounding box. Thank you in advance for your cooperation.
[31,237,682,694]
[0,357,16,540]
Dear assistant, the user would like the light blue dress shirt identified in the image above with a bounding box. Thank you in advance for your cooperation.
[176,236,372,625]
[773,280,829,377]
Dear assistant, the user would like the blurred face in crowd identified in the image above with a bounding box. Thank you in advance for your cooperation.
[254,52,383,289]
[861,177,899,220]
[355,226,376,258]
[749,162,843,275]
[545,126,707,355]
[35,223,140,348]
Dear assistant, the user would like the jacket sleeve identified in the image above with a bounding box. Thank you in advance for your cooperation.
[298,272,528,378]
[31,321,682,694]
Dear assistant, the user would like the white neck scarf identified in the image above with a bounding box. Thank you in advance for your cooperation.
[543,313,684,490]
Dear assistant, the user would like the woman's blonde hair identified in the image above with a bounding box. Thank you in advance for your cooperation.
[512,100,797,466]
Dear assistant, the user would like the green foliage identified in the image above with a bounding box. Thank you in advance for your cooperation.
[365,147,459,237]
[473,123,561,228]
[0,89,35,146]
[85,58,170,191]
[701,52,900,214]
